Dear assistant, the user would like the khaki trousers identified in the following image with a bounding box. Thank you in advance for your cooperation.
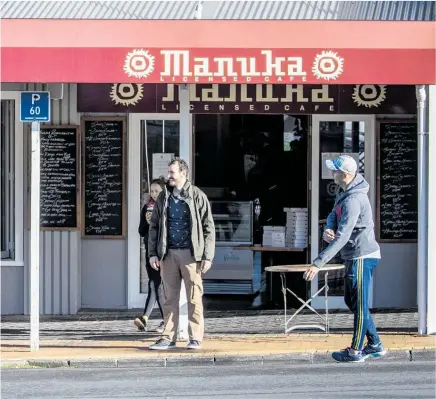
[160,249,204,342]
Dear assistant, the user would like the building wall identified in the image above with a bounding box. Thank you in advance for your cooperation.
[1,83,81,315]
[1,83,129,314]
[374,244,417,308]
[1,266,24,314]
[81,239,126,309]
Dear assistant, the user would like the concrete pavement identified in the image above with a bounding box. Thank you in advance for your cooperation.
[1,309,435,368]
[2,333,435,368]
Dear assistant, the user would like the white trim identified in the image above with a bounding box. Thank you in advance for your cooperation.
[0,91,24,267]
[127,113,142,309]
[310,114,376,309]
[127,113,192,308]
[427,85,436,334]
[0,261,25,267]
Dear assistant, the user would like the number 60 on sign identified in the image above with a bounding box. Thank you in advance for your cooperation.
[20,91,51,123]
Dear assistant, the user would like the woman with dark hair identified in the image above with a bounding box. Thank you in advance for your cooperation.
[134,177,166,332]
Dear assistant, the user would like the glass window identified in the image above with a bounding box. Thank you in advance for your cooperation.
[318,120,366,295]
[211,201,253,245]
[139,119,180,293]
[140,120,180,198]
[194,114,308,223]
[1,100,15,260]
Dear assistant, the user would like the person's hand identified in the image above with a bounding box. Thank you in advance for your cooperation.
[323,229,336,243]
[303,265,320,281]
[199,260,212,274]
[150,256,160,270]
[145,212,152,225]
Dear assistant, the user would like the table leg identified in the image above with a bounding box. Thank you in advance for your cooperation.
[269,254,274,303]
[325,271,329,334]
[280,272,287,333]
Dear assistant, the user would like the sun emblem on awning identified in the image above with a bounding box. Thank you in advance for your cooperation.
[110,84,144,106]
[124,49,155,79]
[352,85,387,108]
[312,51,344,81]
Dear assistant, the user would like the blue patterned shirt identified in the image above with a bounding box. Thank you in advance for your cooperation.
[167,194,191,249]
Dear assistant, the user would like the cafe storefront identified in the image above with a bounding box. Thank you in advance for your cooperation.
[76,82,419,311]
[1,11,435,333]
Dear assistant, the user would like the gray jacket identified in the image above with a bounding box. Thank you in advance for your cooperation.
[313,174,380,268]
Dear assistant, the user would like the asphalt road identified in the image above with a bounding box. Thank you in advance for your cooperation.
[2,361,435,398]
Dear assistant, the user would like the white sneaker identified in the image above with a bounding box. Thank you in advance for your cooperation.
[187,340,201,350]
[155,321,165,334]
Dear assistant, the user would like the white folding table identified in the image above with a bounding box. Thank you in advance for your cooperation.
[266,264,345,334]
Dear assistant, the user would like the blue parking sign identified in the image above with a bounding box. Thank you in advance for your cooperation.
[20,92,51,122]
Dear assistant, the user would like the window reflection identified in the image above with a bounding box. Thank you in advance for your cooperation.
[139,119,180,293]
[318,121,366,296]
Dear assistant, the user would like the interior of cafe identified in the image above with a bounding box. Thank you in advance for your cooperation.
[139,110,367,310]
[194,113,310,308]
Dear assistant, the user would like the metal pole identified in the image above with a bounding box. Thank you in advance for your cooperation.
[416,85,428,336]
[30,121,41,351]
[177,84,190,341]
[427,85,436,334]
[194,1,203,19]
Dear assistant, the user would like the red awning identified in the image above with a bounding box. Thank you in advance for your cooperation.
[1,20,435,84]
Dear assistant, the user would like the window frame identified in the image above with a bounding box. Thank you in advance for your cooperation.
[127,113,192,308]
[310,114,376,309]
[1,91,24,267]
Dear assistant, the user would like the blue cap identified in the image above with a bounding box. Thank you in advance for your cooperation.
[326,155,357,175]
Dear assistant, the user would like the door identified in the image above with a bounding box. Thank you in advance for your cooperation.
[310,115,376,309]
[127,113,192,308]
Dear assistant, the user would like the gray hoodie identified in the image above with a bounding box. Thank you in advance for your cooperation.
[313,174,380,268]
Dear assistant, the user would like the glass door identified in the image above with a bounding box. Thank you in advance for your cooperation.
[310,115,376,309]
[127,113,190,308]
[139,118,180,294]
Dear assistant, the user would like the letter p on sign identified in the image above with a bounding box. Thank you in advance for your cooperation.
[31,94,41,105]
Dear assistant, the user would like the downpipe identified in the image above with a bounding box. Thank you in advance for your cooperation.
[416,85,428,336]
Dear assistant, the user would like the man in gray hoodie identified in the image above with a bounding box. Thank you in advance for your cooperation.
[303,155,386,363]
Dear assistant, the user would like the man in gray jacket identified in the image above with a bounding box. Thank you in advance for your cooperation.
[304,155,386,363]
[148,158,215,350]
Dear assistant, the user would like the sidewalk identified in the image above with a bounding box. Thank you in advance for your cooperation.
[2,309,435,367]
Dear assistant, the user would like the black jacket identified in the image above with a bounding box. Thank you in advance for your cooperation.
[138,204,150,242]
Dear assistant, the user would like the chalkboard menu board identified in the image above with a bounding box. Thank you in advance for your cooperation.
[82,117,126,237]
[377,121,418,242]
[40,125,79,229]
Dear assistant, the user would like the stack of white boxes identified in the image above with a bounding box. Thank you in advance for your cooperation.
[284,208,308,248]
[263,226,286,248]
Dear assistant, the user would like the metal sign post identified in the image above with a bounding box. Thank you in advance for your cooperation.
[20,91,50,352]
[30,121,41,352]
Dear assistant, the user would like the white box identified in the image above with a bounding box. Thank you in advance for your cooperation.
[287,227,307,232]
[286,242,307,248]
[286,242,307,247]
[285,238,307,243]
[272,231,285,240]
[264,225,286,232]
[286,235,307,241]
[285,215,307,220]
[286,231,308,237]
[286,226,308,232]
[284,207,308,213]
[286,222,308,228]
[286,215,308,221]
[263,231,286,247]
